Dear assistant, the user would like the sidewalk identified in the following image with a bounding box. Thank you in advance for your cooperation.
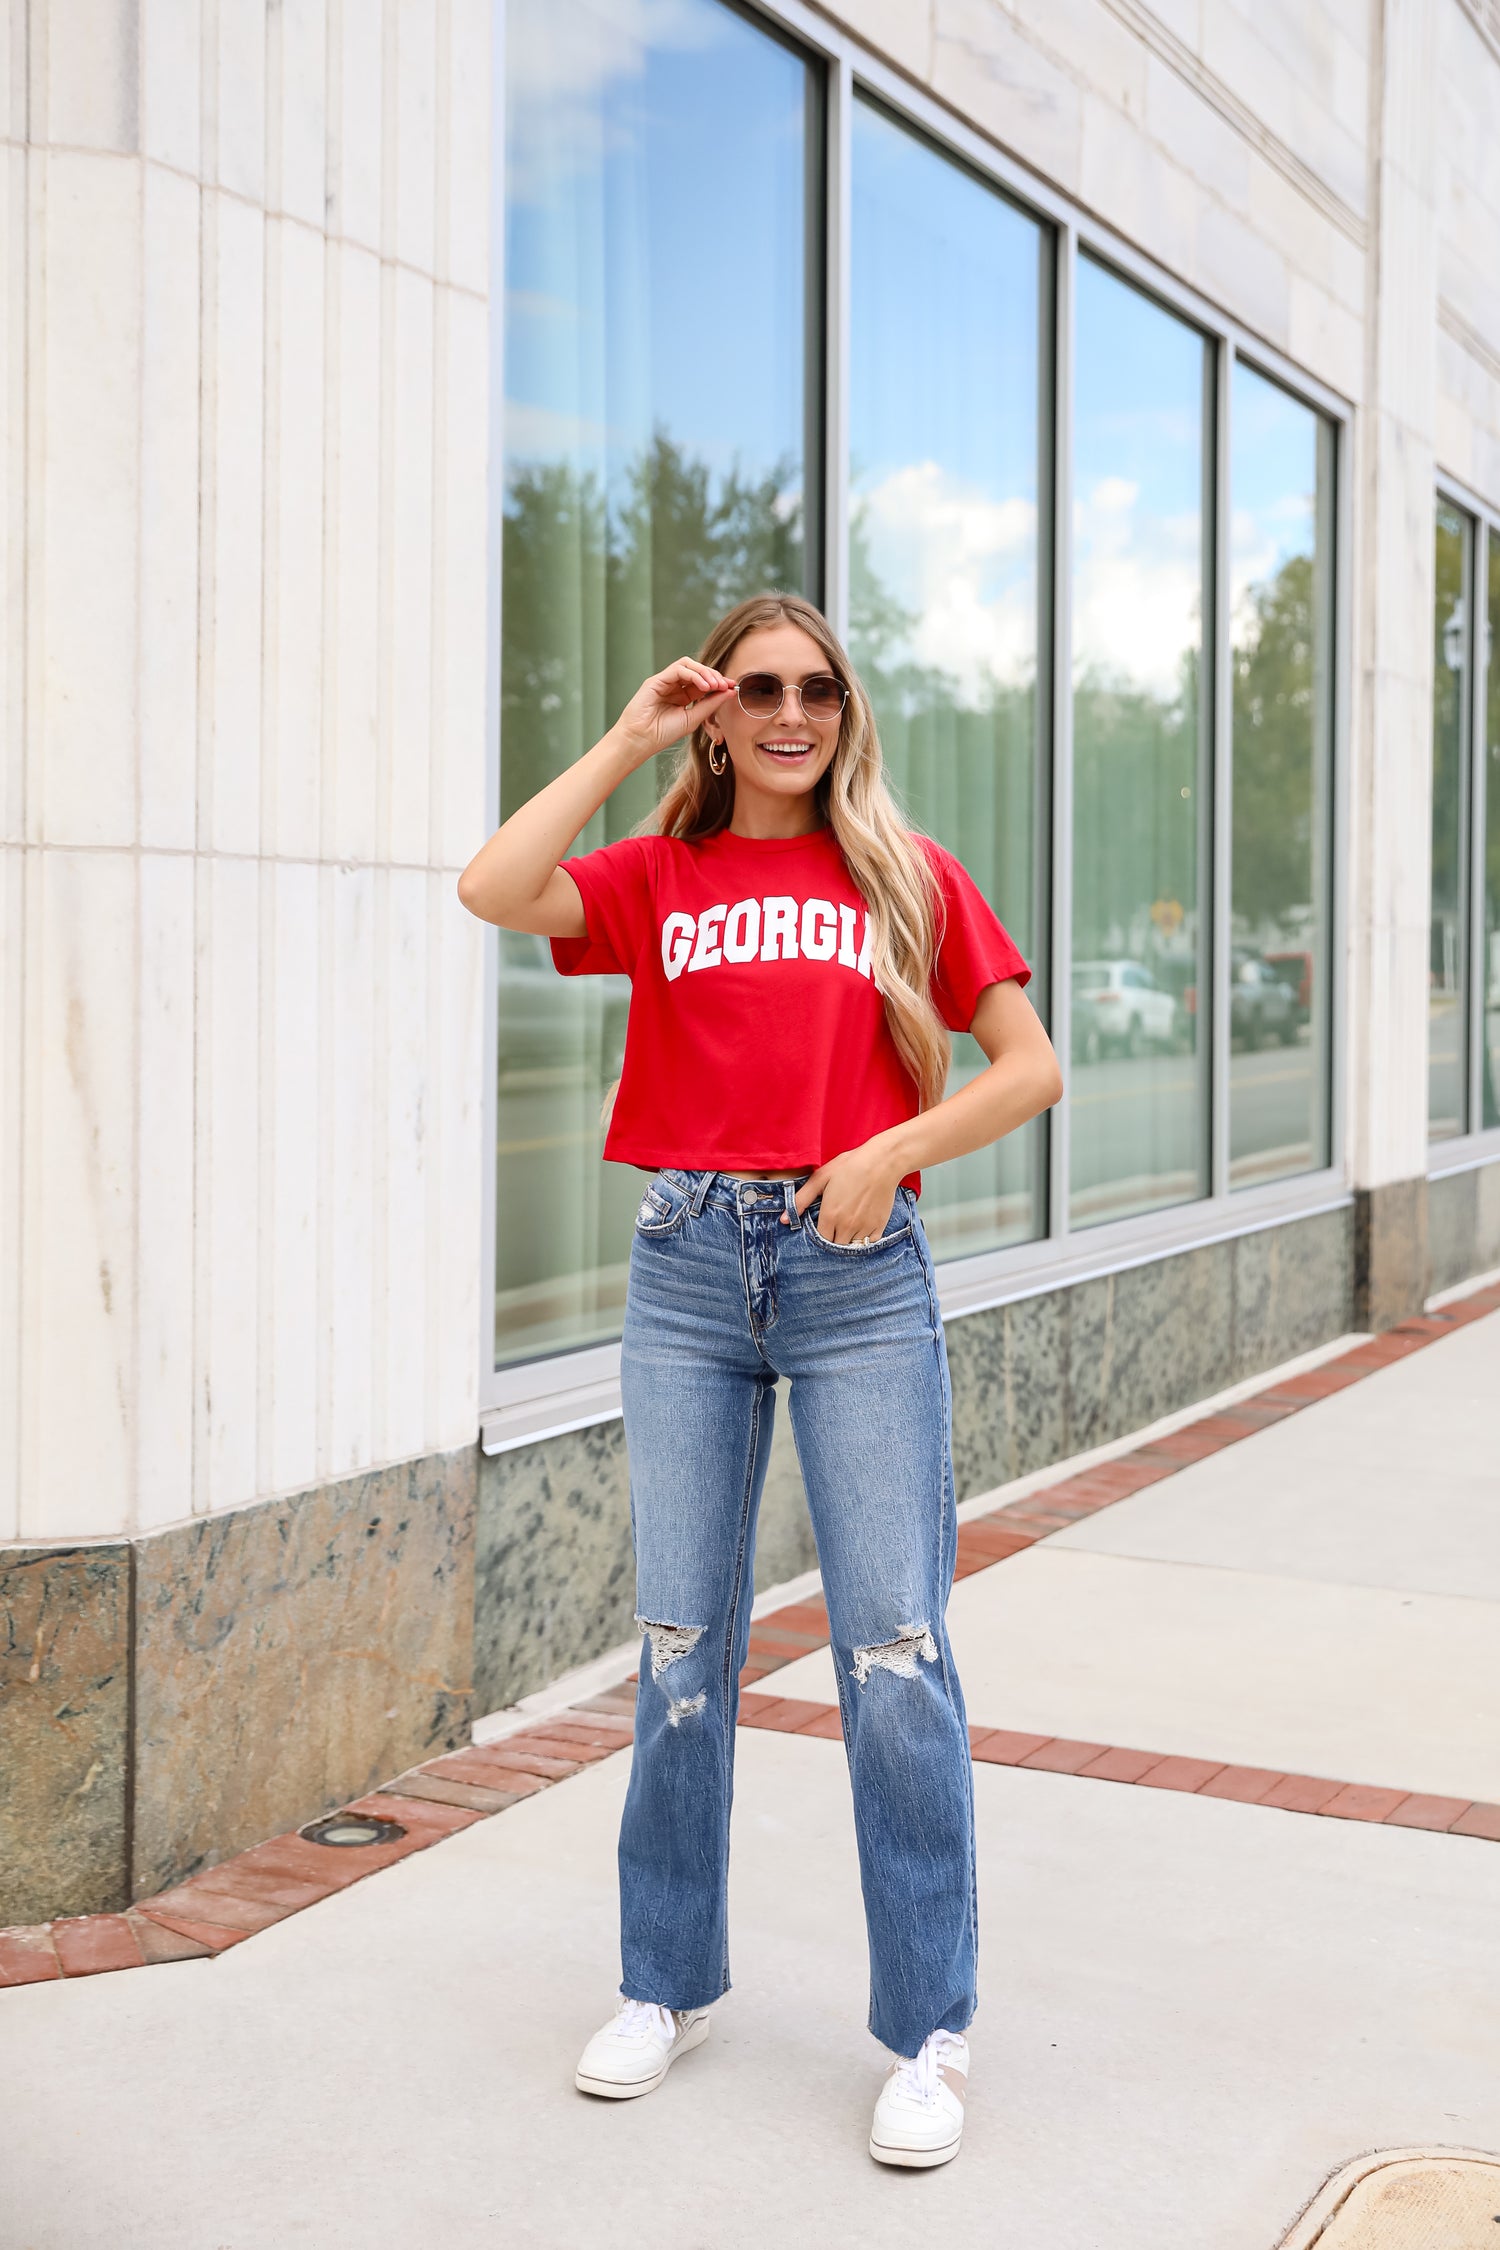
[3,1300,1498,2250]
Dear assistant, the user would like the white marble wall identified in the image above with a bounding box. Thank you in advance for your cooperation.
[1435,0,1500,506]
[0,2,490,1543]
[1344,0,1451,1197]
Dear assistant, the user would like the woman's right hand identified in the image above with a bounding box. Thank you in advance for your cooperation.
[612,658,736,765]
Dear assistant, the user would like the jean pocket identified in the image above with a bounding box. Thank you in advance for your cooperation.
[802,1190,913,1253]
[634,1174,691,1237]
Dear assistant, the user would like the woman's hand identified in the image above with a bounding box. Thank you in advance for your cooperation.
[456,656,737,931]
[789,1141,906,1245]
[614,658,737,765]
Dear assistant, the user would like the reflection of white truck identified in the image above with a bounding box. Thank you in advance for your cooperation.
[1071,960,1178,1059]
[496,929,631,1081]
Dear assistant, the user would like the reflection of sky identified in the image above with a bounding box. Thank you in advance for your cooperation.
[503,0,809,499]
[1073,256,1205,698]
[1230,360,1318,629]
[850,100,1040,699]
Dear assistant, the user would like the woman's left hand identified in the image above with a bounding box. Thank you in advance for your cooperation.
[788,1140,905,1245]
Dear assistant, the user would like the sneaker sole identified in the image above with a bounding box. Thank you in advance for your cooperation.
[869,2129,963,2169]
[574,2012,710,2100]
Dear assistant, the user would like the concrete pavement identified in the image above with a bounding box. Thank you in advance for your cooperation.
[3,1303,1498,2250]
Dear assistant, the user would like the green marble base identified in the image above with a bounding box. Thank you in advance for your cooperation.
[1428,1157,1500,1298]
[0,1446,476,1924]
[1354,1176,1429,1330]
[0,1545,131,1924]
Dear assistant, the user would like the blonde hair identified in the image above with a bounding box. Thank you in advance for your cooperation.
[643,593,950,1111]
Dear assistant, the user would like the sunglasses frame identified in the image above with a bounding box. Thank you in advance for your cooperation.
[733,670,849,722]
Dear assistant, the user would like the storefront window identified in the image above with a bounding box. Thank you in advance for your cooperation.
[489,6,1355,1403]
[1484,530,1500,1131]
[1228,365,1335,1186]
[496,0,822,1365]
[1070,260,1210,1226]
[849,100,1046,1258]
[1430,499,1471,1140]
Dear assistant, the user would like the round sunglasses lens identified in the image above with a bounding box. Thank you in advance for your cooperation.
[737,673,782,717]
[800,676,846,718]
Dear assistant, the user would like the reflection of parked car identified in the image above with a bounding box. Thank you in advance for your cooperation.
[1151,953,1198,1051]
[1264,949,1313,1028]
[1072,960,1177,1060]
[497,928,631,1078]
[1232,952,1297,1048]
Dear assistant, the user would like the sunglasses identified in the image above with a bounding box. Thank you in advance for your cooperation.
[733,671,848,722]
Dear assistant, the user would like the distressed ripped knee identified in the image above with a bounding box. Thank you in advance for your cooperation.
[851,1622,938,1688]
[636,1617,707,1724]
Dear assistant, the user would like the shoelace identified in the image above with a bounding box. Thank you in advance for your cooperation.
[615,1997,675,2044]
[892,2029,963,2106]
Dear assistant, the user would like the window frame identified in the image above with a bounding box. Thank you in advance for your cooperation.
[481,0,1355,1450]
[1429,471,1500,1181]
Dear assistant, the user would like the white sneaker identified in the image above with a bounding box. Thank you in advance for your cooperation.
[869,2029,970,2168]
[574,1997,710,2100]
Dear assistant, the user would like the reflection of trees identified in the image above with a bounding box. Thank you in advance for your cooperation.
[1072,655,1197,961]
[1430,512,1465,991]
[849,505,1035,949]
[1232,552,1319,933]
[1488,567,1500,1128]
[500,432,804,832]
[501,442,1036,946]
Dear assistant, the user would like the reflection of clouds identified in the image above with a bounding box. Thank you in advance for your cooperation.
[505,400,612,461]
[1229,496,1314,630]
[1073,475,1201,698]
[857,460,1037,700]
[507,0,727,196]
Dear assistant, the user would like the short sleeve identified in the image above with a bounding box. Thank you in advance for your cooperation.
[549,835,657,978]
[921,838,1032,1031]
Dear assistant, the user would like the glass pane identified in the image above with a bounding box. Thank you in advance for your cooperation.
[1484,529,1500,1131]
[497,0,820,1366]
[1429,498,1471,1140]
[849,100,1044,1259]
[1227,366,1335,1187]
[1070,260,1209,1227]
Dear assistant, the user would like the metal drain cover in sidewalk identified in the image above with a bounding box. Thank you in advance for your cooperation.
[1280,2150,1500,2248]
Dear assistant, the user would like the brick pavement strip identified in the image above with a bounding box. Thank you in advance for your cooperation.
[135,1907,247,1954]
[125,1909,215,1964]
[970,1729,1056,1765]
[1382,1793,1474,1831]
[384,1772,525,1815]
[50,1915,146,1976]
[9,1295,1500,1982]
[1321,1784,1412,1822]
[1019,1738,1113,1774]
[1078,1747,1162,1783]
[1135,1756,1228,1793]
[0,1926,62,1984]
[1449,1803,1500,1841]
[1197,1766,1285,1803]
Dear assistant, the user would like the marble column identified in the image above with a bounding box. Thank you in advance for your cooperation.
[1347,0,1440,1325]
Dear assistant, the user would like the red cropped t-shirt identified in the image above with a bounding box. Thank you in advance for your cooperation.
[550,824,1030,1191]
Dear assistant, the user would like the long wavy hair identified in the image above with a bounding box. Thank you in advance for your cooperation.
[642,592,950,1111]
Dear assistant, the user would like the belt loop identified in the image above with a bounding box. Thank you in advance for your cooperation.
[783,1179,800,1223]
[689,1171,714,1216]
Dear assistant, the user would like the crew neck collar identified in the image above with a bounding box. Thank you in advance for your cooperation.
[710,824,833,851]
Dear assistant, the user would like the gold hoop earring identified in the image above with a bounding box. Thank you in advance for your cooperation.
[707,739,727,776]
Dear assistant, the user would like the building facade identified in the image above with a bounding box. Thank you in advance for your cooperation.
[3,0,1499,1923]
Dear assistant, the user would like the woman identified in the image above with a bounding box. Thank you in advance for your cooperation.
[459,593,1061,2169]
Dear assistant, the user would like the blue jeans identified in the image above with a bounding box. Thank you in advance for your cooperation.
[616,1168,978,2059]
